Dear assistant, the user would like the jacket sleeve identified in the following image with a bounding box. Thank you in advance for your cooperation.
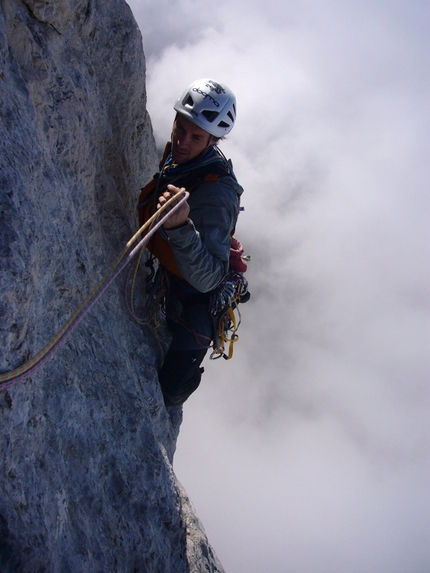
[164,178,240,293]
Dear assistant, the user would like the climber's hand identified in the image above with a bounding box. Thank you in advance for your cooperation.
[158,185,190,229]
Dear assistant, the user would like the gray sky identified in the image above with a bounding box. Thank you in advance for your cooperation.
[127,1,429,571]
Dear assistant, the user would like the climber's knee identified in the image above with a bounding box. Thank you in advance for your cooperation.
[158,348,207,405]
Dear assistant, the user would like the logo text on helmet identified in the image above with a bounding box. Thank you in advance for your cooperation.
[192,87,220,107]
[206,81,226,95]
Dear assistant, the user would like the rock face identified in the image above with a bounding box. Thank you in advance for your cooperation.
[0,1,224,571]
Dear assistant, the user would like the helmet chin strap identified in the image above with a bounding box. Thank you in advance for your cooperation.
[201,139,216,155]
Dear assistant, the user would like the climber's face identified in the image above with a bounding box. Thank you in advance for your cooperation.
[171,115,213,164]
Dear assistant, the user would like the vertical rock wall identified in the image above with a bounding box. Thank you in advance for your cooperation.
[0,1,224,571]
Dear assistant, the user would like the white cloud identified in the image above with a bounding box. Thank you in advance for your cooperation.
[128,0,430,571]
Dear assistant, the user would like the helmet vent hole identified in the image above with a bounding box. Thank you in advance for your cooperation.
[201,110,219,123]
[218,121,229,128]
[183,95,194,107]
[227,111,235,122]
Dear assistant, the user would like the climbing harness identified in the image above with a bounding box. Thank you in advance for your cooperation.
[0,189,189,390]
[126,263,250,361]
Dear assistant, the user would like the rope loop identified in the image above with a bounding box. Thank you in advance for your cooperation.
[0,189,189,390]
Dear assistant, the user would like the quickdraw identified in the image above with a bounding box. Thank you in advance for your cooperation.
[0,189,189,390]
[209,271,250,360]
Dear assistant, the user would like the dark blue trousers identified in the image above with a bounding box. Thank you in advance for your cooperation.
[158,301,212,405]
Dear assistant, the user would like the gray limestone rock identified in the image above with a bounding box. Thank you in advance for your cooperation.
[0,1,224,571]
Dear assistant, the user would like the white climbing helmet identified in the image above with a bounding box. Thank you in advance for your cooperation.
[174,78,237,138]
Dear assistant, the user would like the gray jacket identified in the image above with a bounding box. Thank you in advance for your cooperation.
[163,157,243,293]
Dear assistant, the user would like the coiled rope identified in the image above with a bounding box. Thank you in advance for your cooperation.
[0,189,189,390]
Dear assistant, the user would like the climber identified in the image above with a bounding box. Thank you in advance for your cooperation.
[138,78,244,406]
